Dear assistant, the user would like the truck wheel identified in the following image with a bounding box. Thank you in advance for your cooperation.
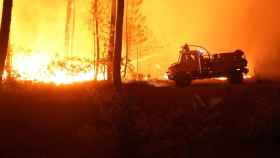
[228,71,243,84]
[174,72,192,87]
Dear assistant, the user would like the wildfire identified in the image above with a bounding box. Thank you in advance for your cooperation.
[216,77,228,81]
[162,74,253,81]
[216,74,253,81]
[3,52,106,85]
[163,73,169,80]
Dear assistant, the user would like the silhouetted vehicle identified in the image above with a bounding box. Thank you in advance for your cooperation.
[167,44,249,86]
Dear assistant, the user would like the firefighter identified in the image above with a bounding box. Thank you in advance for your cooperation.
[181,43,190,53]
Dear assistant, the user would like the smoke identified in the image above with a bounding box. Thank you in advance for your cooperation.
[0,0,93,57]
[244,0,280,79]
[0,0,279,79]
[143,0,280,79]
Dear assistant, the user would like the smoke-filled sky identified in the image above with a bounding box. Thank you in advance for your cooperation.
[0,0,280,78]
[143,0,280,78]
[1,0,93,57]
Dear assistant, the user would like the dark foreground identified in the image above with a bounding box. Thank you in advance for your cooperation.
[0,80,278,158]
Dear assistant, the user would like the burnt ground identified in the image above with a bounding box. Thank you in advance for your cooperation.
[0,80,278,158]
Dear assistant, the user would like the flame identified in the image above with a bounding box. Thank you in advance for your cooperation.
[163,73,169,80]
[244,74,253,79]
[216,77,228,81]
[216,74,253,81]
[2,70,8,80]
[162,74,253,81]
[4,51,106,85]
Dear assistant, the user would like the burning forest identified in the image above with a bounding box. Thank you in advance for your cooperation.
[0,0,155,85]
[0,0,278,158]
[0,0,279,84]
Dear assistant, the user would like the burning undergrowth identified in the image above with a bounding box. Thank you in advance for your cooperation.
[4,52,107,85]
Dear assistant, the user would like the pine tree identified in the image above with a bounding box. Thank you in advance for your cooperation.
[92,0,101,80]
[107,0,116,81]
[90,0,111,80]
[113,0,124,88]
[65,0,76,56]
[123,0,148,79]
[0,0,13,83]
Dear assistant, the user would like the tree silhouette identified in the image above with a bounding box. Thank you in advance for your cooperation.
[65,0,76,56]
[123,0,148,79]
[91,0,101,80]
[0,0,13,83]
[107,0,116,81]
[113,0,124,88]
[90,0,111,80]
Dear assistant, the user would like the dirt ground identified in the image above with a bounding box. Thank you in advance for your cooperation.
[0,80,278,158]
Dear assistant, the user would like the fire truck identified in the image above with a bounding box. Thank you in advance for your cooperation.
[167,44,249,86]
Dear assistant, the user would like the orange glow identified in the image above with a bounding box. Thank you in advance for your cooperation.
[216,77,228,81]
[163,73,169,80]
[215,74,253,81]
[2,70,8,80]
[4,51,106,85]
[0,0,108,85]
[0,0,278,82]
[142,0,279,78]
[244,74,253,79]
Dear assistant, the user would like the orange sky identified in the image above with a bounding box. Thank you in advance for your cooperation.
[142,0,280,78]
[0,0,93,57]
[0,0,279,78]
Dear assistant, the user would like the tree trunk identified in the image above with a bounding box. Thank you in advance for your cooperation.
[70,0,76,55]
[123,2,129,79]
[107,0,116,81]
[65,0,71,54]
[93,0,100,80]
[113,0,124,88]
[95,14,100,80]
[65,0,75,56]
[0,0,13,83]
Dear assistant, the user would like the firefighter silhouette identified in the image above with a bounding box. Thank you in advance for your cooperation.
[182,43,190,53]
[180,44,192,64]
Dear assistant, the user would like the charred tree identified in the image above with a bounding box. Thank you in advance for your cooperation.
[107,0,116,81]
[123,3,129,79]
[65,0,71,54]
[113,0,124,88]
[65,0,76,56]
[95,18,100,80]
[123,0,148,79]
[92,0,100,80]
[90,0,112,80]
[0,0,13,83]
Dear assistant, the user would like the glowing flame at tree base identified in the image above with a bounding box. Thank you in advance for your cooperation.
[2,52,107,85]
[162,73,253,81]
[215,74,253,81]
